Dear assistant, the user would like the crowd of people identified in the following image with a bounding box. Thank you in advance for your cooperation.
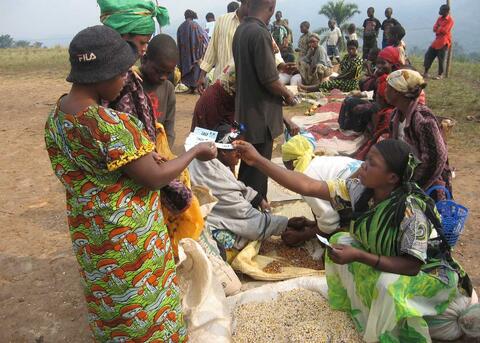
[44,0,475,342]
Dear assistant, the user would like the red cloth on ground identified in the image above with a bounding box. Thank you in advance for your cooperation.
[431,15,454,49]
[315,102,343,114]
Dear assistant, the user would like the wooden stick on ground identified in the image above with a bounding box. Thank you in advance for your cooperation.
[445,0,453,78]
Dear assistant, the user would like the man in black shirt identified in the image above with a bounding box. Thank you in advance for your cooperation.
[362,7,382,59]
[233,0,296,200]
[381,7,400,49]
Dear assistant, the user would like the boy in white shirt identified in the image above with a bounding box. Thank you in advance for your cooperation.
[326,19,342,62]
[205,12,216,39]
[346,23,358,42]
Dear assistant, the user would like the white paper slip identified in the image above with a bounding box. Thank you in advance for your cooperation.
[185,127,218,151]
[316,234,331,247]
[215,143,233,150]
[193,127,218,141]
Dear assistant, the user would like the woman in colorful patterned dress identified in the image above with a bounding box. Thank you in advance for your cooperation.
[233,138,473,342]
[45,26,217,342]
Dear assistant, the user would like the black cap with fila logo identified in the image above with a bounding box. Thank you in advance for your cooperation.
[66,25,137,84]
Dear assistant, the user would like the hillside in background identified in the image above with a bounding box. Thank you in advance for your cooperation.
[2,0,479,54]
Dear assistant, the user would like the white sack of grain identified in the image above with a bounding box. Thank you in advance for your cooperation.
[226,276,328,312]
[226,276,364,342]
[427,289,480,341]
[197,227,242,296]
[177,239,231,343]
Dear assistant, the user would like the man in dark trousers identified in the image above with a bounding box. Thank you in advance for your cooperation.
[362,7,382,59]
[233,0,296,201]
[423,4,454,80]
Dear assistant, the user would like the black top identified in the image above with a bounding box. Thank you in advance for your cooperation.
[381,17,401,39]
[233,16,283,144]
[363,17,382,41]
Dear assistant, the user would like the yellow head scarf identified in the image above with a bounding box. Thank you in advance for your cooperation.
[387,69,425,94]
[281,135,315,173]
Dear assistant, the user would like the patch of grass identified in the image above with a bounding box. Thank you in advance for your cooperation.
[409,55,480,150]
[0,47,68,78]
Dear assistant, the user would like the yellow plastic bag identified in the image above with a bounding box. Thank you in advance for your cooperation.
[231,241,324,281]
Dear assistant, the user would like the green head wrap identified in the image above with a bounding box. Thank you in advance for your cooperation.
[98,0,170,35]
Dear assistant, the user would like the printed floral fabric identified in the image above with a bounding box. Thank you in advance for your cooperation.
[45,101,186,342]
[326,232,458,343]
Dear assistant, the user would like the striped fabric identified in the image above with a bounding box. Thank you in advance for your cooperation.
[200,12,240,81]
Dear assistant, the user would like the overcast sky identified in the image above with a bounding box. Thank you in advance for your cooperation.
[0,0,478,52]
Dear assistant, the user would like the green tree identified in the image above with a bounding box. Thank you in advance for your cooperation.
[13,40,31,48]
[316,0,361,51]
[0,34,14,48]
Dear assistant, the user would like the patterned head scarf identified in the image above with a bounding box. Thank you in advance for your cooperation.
[282,135,316,173]
[218,60,236,95]
[378,46,401,67]
[387,69,426,95]
[98,0,170,35]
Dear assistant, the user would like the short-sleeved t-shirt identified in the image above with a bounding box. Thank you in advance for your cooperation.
[233,16,283,144]
[363,17,382,41]
[381,17,400,38]
[327,27,343,46]
[326,178,430,263]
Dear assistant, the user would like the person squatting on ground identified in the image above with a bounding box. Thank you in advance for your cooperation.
[297,33,333,87]
[189,124,288,253]
[387,69,453,199]
[233,138,473,342]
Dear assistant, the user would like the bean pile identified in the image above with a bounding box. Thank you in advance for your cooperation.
[263,260,286,274]
[260,237,324,272]
[232,288,362,342]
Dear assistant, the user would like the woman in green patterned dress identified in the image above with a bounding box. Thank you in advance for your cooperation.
[299,39,363,93]
[233,138,473,342]
[45,26,217,342]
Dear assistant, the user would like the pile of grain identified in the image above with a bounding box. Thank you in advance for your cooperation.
[262,260,286,274]
[232,288,362,342]
[260,237,324,272]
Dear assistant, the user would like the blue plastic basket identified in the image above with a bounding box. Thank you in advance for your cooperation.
[426,186,469,247]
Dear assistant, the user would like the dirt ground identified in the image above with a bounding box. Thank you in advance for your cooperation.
[0,74,479,342]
